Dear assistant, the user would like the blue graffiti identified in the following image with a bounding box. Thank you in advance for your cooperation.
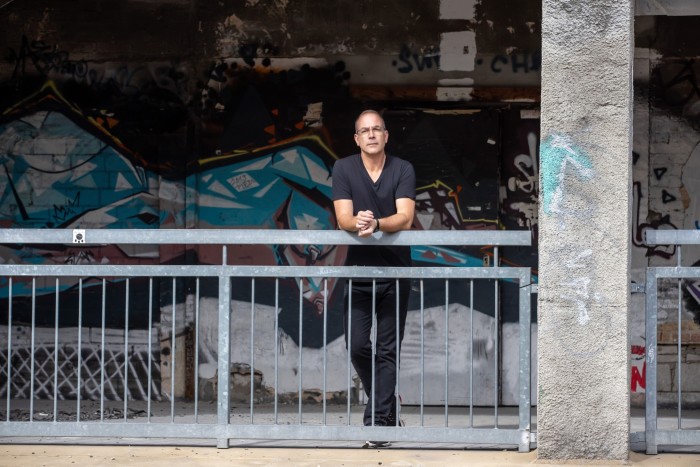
[0,110,151,228]
[540,134,594,215]
[487,51,541,74]
[191,144,333,229]
[392,45,440,73]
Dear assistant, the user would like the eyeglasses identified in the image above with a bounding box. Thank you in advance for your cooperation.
[355,126,386,136]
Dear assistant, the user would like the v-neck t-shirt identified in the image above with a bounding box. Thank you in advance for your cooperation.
[331,153,416,268]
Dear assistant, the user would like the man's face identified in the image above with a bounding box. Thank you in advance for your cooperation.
[354,113,388,156]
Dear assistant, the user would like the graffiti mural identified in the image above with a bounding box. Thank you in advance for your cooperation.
[0,84,156,230]
[1,33,542,403]
[501,111,540,241]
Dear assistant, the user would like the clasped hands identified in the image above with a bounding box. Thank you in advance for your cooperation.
[355,210,377,238]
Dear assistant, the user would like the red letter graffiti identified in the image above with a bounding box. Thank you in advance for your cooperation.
[631,362,646,391]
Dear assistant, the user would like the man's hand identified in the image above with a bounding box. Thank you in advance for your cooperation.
[355,210,375,237]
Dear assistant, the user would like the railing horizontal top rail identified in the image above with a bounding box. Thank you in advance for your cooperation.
[0,229,532,246]
[645,229,700,246]
[0,264,531,279]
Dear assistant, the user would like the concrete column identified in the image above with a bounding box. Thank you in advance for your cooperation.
[538,1,633,461]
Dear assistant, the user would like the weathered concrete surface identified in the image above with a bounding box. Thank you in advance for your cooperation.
[538,0,633,461]
[2,445,700,467]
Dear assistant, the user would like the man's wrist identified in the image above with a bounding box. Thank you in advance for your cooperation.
[374,218,380,232]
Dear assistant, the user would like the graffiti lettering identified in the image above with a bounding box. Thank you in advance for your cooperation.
[504,131,539,231]
[7,36,189,105]
[488,51,541,74]
[52,193,81,224]
[631,182,677,259]
[64,250,95,265]
[631,362,646,391]
[8,36,88,82]
[507,132,538,194]
[392,45,440,74]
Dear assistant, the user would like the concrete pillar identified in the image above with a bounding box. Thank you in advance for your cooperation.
[538,1,633,461]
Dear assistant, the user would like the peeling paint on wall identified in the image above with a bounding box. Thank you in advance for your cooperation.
[436,86,473,101]
[439,31,477,72]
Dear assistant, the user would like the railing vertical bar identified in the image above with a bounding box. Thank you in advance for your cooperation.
[395,278,400,426]
[370,280,376,427]
[6,278,12,422]
[676,244,682,430]
[298,278,303,424]
[444,279,449,427]
[76,279,83,422]
[194,277,200,423]
[53,278,59,422]
[30,278,35,422]
[677,276,682,430]
[322,278,328,425]
[171,277,176,423]
[124,278,130,421]
[494,247,499,428]
[250,278,255,424]
[346,279,352,425]
[274,278,279,424]
[217,245,231,448]
[100,279,106,422]
[470,279,474,428]
[420,279,425,426]
[674,244,682,429]
[147,278,153,423]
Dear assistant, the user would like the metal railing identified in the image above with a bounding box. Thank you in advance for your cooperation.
[0,229,534,451]
[645,229,700,454]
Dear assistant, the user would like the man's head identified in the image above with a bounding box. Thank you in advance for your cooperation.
[354,110,388,157]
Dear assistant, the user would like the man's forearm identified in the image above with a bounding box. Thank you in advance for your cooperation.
[374,213,412,233]
[336,214,359,232]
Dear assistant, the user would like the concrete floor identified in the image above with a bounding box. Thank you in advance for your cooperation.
[2,400,700,466]
[1,444,700,467]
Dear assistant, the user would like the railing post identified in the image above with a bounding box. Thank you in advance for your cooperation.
[518,270,532,452]
[645,268,658,455]
[217,245,231,448]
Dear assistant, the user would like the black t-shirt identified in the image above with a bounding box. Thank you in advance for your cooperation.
[332,153,416,268]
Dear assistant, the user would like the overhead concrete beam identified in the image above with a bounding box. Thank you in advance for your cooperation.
[636,0,700,16]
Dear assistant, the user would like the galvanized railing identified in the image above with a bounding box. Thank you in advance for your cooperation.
[645,229,700,454]
[0,229,534,451]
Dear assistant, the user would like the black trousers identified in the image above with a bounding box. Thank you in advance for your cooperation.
[343,279,410,426]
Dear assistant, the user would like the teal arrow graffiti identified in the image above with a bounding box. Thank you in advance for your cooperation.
[540,134,594,215]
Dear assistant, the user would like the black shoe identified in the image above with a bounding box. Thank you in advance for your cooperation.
[386,416,405,427]
[362,440,391,448]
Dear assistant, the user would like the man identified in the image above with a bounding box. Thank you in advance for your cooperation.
[332,109,416,442]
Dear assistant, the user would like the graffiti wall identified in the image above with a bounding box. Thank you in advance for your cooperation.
[0,0,542,406]
[630,17,700,404]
